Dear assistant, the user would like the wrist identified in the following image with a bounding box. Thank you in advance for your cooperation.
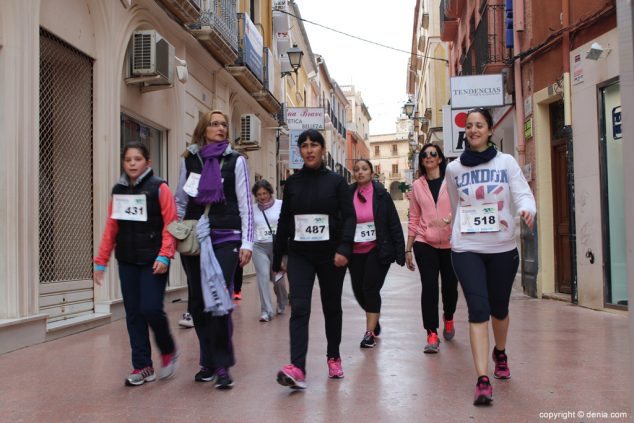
[405,250,412,254]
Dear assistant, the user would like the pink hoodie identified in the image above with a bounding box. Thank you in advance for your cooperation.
[407,177,452,249]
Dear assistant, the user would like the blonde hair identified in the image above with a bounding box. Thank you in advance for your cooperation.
[185,110,230,155]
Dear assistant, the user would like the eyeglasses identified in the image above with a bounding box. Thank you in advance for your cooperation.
[208,121,228,128]
[421,151,439,159]
[357,191,367,204]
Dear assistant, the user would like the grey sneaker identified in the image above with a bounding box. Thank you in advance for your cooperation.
[125,367,156,386]
[424,332,440,354]
[259,312,272,322]
[160,349,179,379]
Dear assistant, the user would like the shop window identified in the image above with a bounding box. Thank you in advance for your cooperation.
[120,113,166,178]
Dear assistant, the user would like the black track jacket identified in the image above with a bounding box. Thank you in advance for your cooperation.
[272,164,356,271]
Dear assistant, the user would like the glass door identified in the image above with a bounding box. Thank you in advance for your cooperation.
[599,81,627,307]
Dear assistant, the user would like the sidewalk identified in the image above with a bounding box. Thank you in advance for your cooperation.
[0,263,630,422]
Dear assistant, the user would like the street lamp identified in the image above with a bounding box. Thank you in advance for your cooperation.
[402,98,429,125]
[281,44,304,78]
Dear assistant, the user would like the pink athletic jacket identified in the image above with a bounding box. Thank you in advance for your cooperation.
[407,177,452,249]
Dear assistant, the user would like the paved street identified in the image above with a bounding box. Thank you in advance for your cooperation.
[1,263,631,422]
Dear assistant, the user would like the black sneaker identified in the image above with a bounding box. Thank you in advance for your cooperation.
[360,331,376,348]
[214,368,234,390]
[195,367,215,382]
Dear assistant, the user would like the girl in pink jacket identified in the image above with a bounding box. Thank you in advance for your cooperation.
[406,143,458,354]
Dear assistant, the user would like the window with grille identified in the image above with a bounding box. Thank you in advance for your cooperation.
[374,145,380,156]
[39,28,94,321]
[392,144,398,155]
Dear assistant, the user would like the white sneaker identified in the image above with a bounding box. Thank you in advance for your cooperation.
[178,313,194,328]
[259,312,272,322]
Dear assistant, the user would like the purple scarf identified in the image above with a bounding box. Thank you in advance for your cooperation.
[257,198,275,211]
[195,140,229,205]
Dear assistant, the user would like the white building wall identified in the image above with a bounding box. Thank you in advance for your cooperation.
[0,0,279,352]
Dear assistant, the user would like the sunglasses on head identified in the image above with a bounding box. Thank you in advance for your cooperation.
[422,150,438,159]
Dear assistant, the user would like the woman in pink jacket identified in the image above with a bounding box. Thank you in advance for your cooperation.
[406,143,458,353]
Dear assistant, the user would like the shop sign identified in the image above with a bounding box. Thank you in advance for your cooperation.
[573,54,584,85]
[286,107,325,130]
[442,105,468,158]
[524,118,533,139]
[242,14,263,83]
[450,74,504,109]
[612,106,622,140]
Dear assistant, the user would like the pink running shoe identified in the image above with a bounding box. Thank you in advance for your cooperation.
[492,349,511,379]
[473,376,493,406]
[327,357,344,379]
[277,364,306,389]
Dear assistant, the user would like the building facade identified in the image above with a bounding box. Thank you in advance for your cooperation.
[0,0,289,353]
[342,85,371,173]
[437,0,623,312]
[407,0,450,150]
[369,118,412,200]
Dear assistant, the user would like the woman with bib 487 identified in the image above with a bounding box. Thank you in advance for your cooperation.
[272,129,356,389]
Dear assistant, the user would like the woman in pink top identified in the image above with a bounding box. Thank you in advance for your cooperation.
[348,159,405,348]
[406,143,458,354]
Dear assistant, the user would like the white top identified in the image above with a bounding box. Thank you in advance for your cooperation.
[445,152,536,254]
[253,199,282,244]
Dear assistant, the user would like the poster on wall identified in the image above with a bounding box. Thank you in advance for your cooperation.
[450,74,504,109]
[289,130,304,169]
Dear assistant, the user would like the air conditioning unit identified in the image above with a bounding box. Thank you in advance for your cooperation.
[126,30,174,90]
[239,114,261,149]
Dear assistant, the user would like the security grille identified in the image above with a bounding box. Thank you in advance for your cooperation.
[39,29,94,321]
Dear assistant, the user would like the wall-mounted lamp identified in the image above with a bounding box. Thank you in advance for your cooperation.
[281,44,304,78]
[585,42,610,61]
[402,98,429,124]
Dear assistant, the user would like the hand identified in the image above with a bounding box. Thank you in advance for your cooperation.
[405,252,416,271]
[520,210,534,231]
[94,269,105,286]
[153,261,168,274]
[334,253,348,267]
[239,249,252,267]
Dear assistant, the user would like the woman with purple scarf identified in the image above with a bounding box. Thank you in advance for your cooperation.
[175,110,254,390]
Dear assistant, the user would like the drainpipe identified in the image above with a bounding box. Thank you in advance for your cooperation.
[513,0,525,166]
[561,0,578,303]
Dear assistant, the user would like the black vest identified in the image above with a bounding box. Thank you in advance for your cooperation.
[183,151,242,230]
[112,171,165,264]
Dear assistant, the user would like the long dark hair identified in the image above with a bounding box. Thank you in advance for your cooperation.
[418,143,446,179]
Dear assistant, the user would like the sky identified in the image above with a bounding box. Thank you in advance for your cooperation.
[294,0,416,135]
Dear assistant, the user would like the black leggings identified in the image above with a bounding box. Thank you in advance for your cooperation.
[451,248,519,323]
[181,241,240,369]
[348,248,391,314]
[287,249,346,374]
[413,242,458,332]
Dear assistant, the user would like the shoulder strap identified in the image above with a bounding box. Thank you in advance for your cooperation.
[261,207,274,239]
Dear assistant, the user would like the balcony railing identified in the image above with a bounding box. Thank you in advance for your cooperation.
[187,0,238,65]
[473,3,510,74]
[389,172,401,179]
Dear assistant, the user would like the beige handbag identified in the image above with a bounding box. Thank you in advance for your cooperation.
[168,205,210,256]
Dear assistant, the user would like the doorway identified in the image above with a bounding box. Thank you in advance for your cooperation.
[550,101,572,294]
